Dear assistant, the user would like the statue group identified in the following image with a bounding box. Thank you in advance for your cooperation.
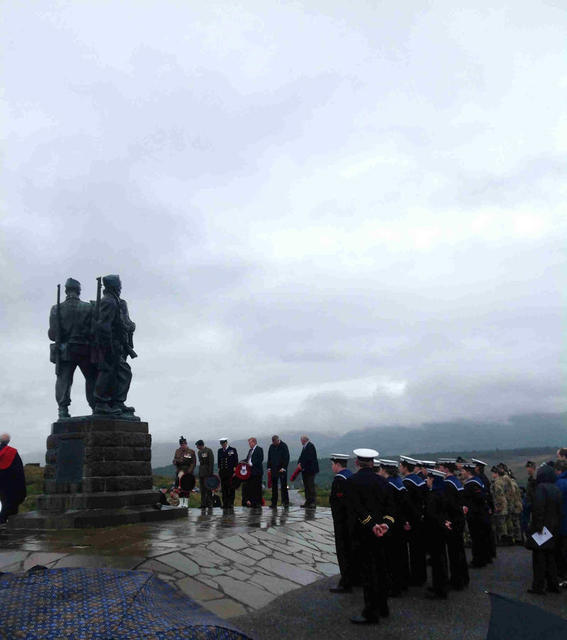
[48,275,138,420]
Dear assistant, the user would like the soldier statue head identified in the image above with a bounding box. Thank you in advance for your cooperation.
[64,278,81,297]
[102,274,121,295]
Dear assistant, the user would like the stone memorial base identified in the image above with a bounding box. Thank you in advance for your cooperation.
[9,416,186,530]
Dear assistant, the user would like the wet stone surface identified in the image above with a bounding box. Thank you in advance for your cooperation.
[0,506,338,620]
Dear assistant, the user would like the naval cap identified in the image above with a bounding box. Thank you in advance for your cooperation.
[471,458,487,466]
[400,455,419,465]
[218,437,228,442]
[462,462,477,471]
[353,448,379,460]
[330,453,350,461]
[427,469,447,478]
[378,459,399,467]
[437,458,457,464]
[418,460,436,468]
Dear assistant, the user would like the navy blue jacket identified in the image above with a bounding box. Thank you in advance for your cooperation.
[298,441,319,475]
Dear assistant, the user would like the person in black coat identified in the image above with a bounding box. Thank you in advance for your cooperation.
[298,435,319,508]
[437,459,469,590]
[527,464,562,594]
[267,435,290,508]
[346,448,396,625]
[0,434,27,525]
[424,469,452,599]
[377,459,414,596]
[461,463,491,568]
[217,437,238,510]
[328,454,354,593]
[400,455,428,586]
[242,437,264,507]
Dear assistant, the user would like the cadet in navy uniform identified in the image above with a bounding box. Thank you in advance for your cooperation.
[424,469,451,599]
[328,454,354,593]
[346,448,395,625]
[461,463,491,567]
[217,437,238,511]
[437,459,469,590]
[377,459,414,596]
[400,455,428,586]
[472,457,496,561]
[298,435,319,508]
[243,437,264,507]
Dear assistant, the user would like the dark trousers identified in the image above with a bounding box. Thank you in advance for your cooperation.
[244,475,262,507]
[302,472,316,506]
[428,533,449,596]
[220,473,235,508]
[446,528,469,589]
[0,490,18,523]
[270,470,289,506]
[358,535,388,620]
[407,524,427,585]
[468,517,491,566]
[199,477,212,508]
[56,357,96,409]
[532,548,558,591]
[386,530,409,594]
[332,513,354,588]
[94,348,132,406]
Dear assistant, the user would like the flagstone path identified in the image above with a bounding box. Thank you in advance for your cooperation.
[0,506,338,619]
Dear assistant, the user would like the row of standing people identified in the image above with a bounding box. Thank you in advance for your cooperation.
[328,451,498,625]
[172,434,320,510]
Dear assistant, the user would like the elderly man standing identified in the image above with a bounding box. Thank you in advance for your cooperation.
[0,434,26,526]
[267,435,290,508]
[298,435,319,508]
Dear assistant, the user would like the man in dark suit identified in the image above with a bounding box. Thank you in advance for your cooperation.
[243,437,264,507]
[267,435,290,508]
[347,448,395,625]
[298,435,319,508]
[217,437,238,511]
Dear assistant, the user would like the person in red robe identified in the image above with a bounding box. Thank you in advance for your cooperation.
[0,433,27,525]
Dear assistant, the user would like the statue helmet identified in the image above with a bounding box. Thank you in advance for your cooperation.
[65,278,81,292]
[102,274,121,290]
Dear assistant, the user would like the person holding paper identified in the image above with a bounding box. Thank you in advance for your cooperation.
[527,464,562,595]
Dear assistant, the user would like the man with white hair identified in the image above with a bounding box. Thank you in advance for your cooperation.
[298,435,319,508]
[0,434,27,525]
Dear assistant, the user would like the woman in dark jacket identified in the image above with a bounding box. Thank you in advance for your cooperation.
[527,464,562,594]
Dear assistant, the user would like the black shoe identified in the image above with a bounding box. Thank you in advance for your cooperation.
[350,615,379,625]
[527,588,546,595]
[329,586,352,594]
[469,561,486,568]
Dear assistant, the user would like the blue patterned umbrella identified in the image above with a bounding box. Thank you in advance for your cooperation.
[0,568,253,639]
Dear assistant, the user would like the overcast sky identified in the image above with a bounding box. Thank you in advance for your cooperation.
[1,1,565,456]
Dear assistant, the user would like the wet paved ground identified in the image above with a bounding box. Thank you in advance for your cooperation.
[0,505,339,619]
[233,546,567,640]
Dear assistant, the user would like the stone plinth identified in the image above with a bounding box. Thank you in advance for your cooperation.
[9,416,187,529]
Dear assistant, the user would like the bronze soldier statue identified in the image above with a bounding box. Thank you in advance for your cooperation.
[92,274,138,418]
[48,278,96,419]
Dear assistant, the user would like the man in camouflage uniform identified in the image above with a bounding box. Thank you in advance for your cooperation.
[490,465,508,545]
[498,463,522,544]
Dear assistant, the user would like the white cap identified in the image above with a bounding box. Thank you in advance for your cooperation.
[218,437,228,442]
[428,469,446,478]
[353,448,379,459]
[400,455,419,464]
[471,458,487,466]
[330,453,350,460]
[378,459,399,466]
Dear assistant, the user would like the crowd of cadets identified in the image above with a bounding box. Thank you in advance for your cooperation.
[328,450,544,625]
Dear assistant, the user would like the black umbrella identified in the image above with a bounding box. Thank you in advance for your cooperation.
[0,567,253,639]
[487,592,567,640]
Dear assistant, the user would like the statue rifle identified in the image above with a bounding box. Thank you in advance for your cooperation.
[55,283,62,376]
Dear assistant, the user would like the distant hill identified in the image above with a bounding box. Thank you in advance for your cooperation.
[22,412,566,469]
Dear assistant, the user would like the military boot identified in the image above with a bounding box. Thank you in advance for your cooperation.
[93,403,121,416]
[58,407,70,419]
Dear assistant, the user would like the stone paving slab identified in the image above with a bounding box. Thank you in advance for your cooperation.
[0,506,338,618]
